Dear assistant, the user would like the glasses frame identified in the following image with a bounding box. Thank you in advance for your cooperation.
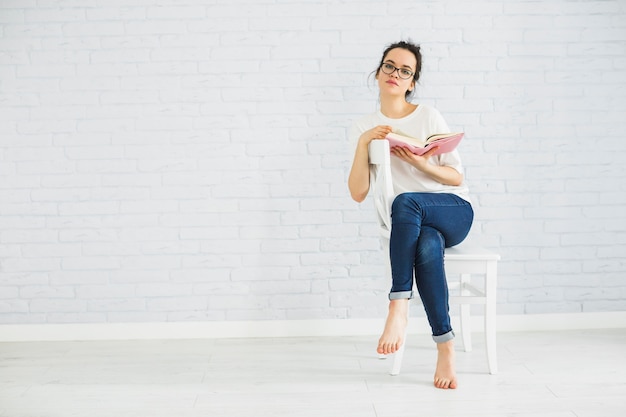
[380,62,414,80]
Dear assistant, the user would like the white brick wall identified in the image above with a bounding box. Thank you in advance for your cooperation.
[1,0,625,324]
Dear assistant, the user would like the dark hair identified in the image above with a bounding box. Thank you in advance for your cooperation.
[374,40,422,100]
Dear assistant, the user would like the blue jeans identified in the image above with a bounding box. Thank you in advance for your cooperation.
[388,192,473,343]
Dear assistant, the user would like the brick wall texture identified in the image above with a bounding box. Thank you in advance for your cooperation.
[1,0,625,324]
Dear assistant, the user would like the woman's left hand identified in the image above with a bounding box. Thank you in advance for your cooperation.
[390,145,463,186]
[390,145,439,171]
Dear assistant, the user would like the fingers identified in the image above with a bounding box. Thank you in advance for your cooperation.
[361,125,393,146]
[391,145,438,160]
[376,125,393,139]
[390,146,412,159]
[422,145,440,158]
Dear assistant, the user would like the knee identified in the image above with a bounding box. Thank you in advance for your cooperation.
[391,193,412,212]
[416,229,445,263]
[391,193,420,223]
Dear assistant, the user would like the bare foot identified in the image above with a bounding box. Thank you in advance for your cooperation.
[434,340,457,389]
[377,299,408,355]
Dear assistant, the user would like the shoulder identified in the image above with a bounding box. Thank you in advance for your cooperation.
[351,112,380,132]
[414,104,449,131]
[415,103,443,119]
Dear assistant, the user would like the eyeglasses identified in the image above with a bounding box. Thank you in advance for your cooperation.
[380,62,414,80]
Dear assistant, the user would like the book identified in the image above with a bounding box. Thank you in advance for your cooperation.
[385,131,464,156]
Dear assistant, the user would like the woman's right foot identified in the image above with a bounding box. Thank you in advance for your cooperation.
[377,299,409,355]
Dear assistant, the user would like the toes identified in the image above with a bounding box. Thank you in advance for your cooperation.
[434,377,457,390]
[377,341,399,355]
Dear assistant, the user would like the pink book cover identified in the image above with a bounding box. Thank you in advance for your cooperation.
[385,132,464,156]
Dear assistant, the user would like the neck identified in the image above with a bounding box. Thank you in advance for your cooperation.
[379,97,416,119]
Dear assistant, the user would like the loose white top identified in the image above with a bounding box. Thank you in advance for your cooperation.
[350,104,471,202]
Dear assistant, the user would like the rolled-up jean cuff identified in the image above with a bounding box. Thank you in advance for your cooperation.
[388,290,414,300]
[432,330,455,344]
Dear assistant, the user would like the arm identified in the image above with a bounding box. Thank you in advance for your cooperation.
[348,125,393,202]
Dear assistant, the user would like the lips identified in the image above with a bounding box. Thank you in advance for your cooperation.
[386,80,398,86]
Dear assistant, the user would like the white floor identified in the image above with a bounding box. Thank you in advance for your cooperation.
[1,329,625,417]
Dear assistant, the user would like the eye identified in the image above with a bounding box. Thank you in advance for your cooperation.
[401,69,413,77]
[383,63,394,71]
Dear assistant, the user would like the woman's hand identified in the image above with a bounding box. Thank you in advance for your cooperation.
[358,125,393,147]
[391,145,464,186]
[390,145,439,171]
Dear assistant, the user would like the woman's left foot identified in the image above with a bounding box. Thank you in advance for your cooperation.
[434,340,457,389]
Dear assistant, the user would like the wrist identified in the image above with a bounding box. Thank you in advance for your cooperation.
[358,137,373,151]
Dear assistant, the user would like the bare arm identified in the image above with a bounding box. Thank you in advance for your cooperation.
[348,125,393,202]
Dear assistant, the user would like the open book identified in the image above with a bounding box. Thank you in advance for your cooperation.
[385,132,464,156]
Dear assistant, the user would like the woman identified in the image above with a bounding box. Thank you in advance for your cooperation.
[347,40,473,389]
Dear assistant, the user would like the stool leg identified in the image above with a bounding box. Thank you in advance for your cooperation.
[460,304,472,352]
[459,274,472,352]
[485,305,497,374]
[390,332,406,376]
[485,261,498,374]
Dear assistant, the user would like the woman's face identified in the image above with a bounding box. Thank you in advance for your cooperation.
[376,47,417,98]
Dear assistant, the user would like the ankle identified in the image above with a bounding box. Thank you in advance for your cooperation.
[437,340,454,353]
[388,298,409,312]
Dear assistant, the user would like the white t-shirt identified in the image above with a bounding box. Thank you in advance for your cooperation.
[350,104,471,203]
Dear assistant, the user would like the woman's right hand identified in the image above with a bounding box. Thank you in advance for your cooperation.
[358,125,393,147]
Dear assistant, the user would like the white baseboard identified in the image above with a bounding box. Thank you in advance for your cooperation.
[1,312,625,342]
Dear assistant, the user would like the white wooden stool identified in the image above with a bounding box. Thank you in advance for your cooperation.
[368,139,500,375]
